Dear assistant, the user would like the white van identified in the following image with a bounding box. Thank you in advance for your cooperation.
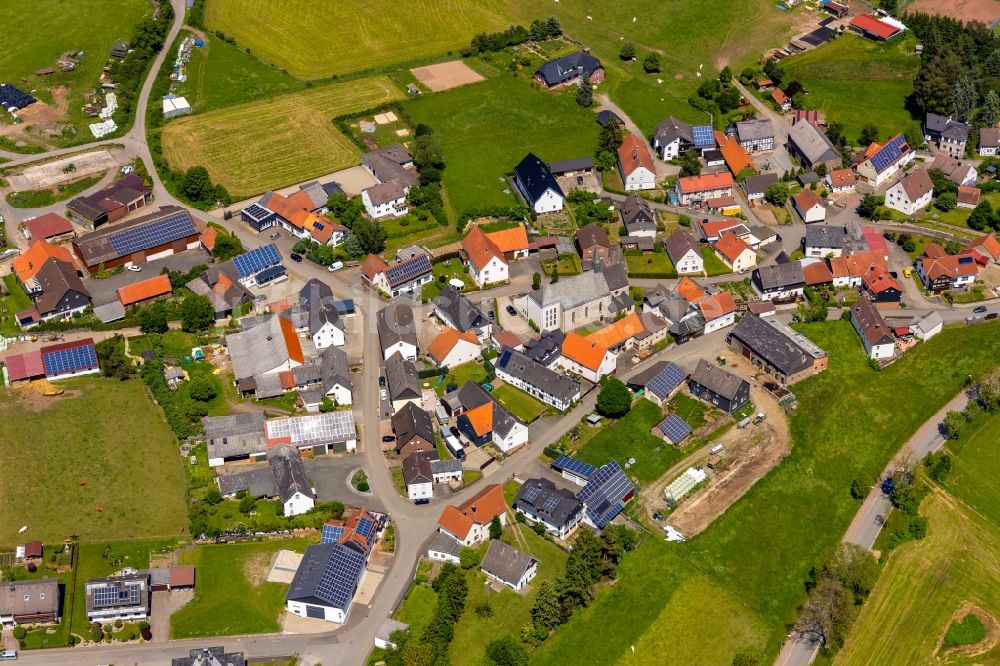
[327,261,345,272]
[709,444,724,456]
[1,650,17,661]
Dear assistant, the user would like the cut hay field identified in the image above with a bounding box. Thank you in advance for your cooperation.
[784,33,920,143]
[834,490,1000,665]
[941,408,1000,527]
[0,377,187,545]
[161,76,404,198]
[203,0,513,79]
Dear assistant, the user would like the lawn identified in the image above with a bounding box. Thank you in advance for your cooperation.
[161,76,405,198]
[1,274,33,336]
[438,361,489,395]
[700,246,733,277]
[0,376,188,544]
[492,383,548,422]
[541,253,583,277]
[403,75,602,215]
[574,399,688,485]
[835,490,1000,665]
[625,252,676,278]
[0,0,151,149]
[422,258,475,302]
[668,392,709,430]
[171,538,315,638]
[174,33,307,114]
[204,0,513,79]
[941,407,1000,527]
[128,330,199,359]
[784,33,920,143]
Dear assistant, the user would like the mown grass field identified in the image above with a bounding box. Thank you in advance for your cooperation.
[0,377,187,545]
[941,407,1000,526]
[835,490,1000,665]
[784,33,920,143]
[492,383,548,422]
[403,76,601,214]
[204,0,512,79]
[172,538,315,638]
[161,76,404,198]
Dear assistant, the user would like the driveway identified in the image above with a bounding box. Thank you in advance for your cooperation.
[304,455,387,511]
[732,80,793,175]
[84,249,213,306]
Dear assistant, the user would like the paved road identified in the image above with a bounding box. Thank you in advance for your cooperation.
[774,389,970,666]
[732,79,792,175]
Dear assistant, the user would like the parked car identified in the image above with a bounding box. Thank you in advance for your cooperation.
[382,435,396,443]
[327,261,344,272]
[290,252,303,262]
[488,310,495,321]
[505,305,517,316]
[126,265,142,272]
[255,294,267,302]
[414,498,430,505]
[380,388,388,401]
[973,306,988,314]
[269,231,281,240]
[379,375,386,387]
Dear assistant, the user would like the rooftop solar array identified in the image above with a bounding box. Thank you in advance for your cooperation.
[233,243,281,278]
[108,210,196,256]
[314,544,367,609]
[521,484,543,504]
[356,517,374,538]
[691,125,715,147]
[92,581,141,608]
[871,135,909,174]
[321,524,345,544]
[265,411,355,447]
[646,362,686,398]
[385,254,431,287]
[541,496,561,514]
[657,414,693,444]
[43,343,98,377]
[242,203,274,222]
[552,455,597,480]
[577,461,636,529]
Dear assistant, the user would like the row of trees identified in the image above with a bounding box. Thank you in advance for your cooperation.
[467,17,562,55]
[107,2,174,128]
[382,563,471,665]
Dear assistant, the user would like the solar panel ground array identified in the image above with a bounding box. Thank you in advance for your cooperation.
[161,76,405,199]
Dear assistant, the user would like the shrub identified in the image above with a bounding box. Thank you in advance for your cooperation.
[12,626,25,640]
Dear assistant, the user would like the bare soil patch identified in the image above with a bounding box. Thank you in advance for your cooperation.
[411,60,485,92]
[242,551,271,587]
[12,385,83,413]
[906,0,998,24]
[9,148,117,190]
[937,603,1000,660]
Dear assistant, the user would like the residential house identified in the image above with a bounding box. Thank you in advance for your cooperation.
[427,531,465,564]
[514,270,613,331]
[385,351,422,413]
[85,573,150,622]
[909,311,943,341]
[436,484,507,546]
[312,345,353,407]
[863,264,903,306]
[916,250,979,292]
[826,168,856,193]
[695,218,746,243]
[534,52,604,88]
[296,279,345,350]
[427,327,481,368]
[642,283,703,342]
[521,329,565,368]
[402,452,433,501]
[664,229,703,274]
[377,299,418,360]
[855,134,914,188]
[675,172,734,206]
[828,251,888,288]
[513,478,584,539]
[576,461,636,529]
[617,133,656,191]
[964,234,1000,265]
[751,262,805,301]
[688,359,749,414]
[462,226,508,287]
[619,193,658,237]
[772,88,791,111]
[742,172,779,202]
[285,541,368,624]
[225,315,304,383]
[804,225,847,258]
[698,290,737,334]
[452,381,528,452]
[361,253,433,297]
[480,540,538,591]
[794,189,827,223]
[495,347,581,411]
[223,244,285,288]
[586,311,668,352]
[925,113,971,158]
[362,181,408,219]
[267,445,315,516]
[513,153,564,213]
[23,213,74,242]
[433,284,491,340]
[801,258,834,287]
[787,120,842,172]
[931,154,978,187]
[185,263,255,319]
[727,314,829,384]
[362,145,418,188]
[558,332,616,382]
[12,247,91,326]
[484,224,530,259]
[72,206,201,273]
[978,127,1000,157]
[66,173,151,229]
[851,297,895,360]
[715,129,756,177]
[171,647,247,666]
[0,579,60,624]
[391,403,436,459]
[259,189,347,245]
[957,186,981,209]
[714,231,756,272]
[652,116,716,160]
[575,223,612,266]
[116,274,172,308]
[734,119,775,153]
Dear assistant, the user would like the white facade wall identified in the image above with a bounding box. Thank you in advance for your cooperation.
[407,480,433,501]
[470,255,509,287]
[362,190,407,219]
[382,341,417,362]
[703,311,736,334]
[312,323,345,350]
[325,383,353,406]
[284,491,315,517]
[624,167,656,191]
[557,351,617,383]
[674,249,704,275]
[885,183,932,216]
[438,339,480,368]
[493,421,529,452]
[287,599,346,624]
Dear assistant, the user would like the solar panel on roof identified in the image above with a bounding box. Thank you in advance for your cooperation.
[552,455,597,479]
[107,211,196,256]
[541,496,561,514]
[871,135,908,173]
[42,344,97,376]
[386,255,431,286]
[321,524,344,544]
[314,545,366,609]
[521,484,542,503]
[233,243,281,278]
[92,581,141,608]
[692,125,715,146]
[647,362,686,398]
[657,415,692,444]
[577,461,636,529]
[356,518,373,537]
[266,412,355,446]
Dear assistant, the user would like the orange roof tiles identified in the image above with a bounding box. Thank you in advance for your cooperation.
[267,191,315,229]
[828,168,856,188]
[485,225,529,254]
[965,233,1000,262]
[698,291,737,320]
[924,243,947,259]
[278,315,305,364]
[115,274,172,306]
[361,254,390,280]
[617,133,654,177]
[427,327,479,364]
[772,89,789,105]
[462,225,506,271]
[279,370,296,390]
[920,254,979,280]
[464,401,494,437]
[840,251,887,277]
[700,218,744,239]
[437,484,506,540]
[714,130,756,176]
[587,312,645,349]
[794,188,825,212]
[677,169,735,194]
[675,276,707,304]
[802,260,834,285]
[561,331,610,372]
[863,263,901,294]
[12,240,74,282]
[715,231,753,263]
[200,226,218,251]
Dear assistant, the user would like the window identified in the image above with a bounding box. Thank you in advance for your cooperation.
[23,595,29,601]
[39,593,45,600]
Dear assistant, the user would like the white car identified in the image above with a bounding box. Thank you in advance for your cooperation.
[380,389,388,401]
[126,265,142,272]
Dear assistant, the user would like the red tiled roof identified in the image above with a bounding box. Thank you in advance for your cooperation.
[278,315,305,364]
[360,254,390,280]
[924,243,947,259]
[587,312,645,349]
[5,350,45,382]
[677,171,734,194]
[266,191,314,229]
[714,231,753,263]
[698,291,737,320]
[957,186,981,207]
[427,327,479,364]
[802,260,833,285]
[168,565,195,587]
[794,188,825,212]
[700,218,743,239]
[828,168,856,188]
[965,234,1000,262]
[561,332,610,372]
[485,225,529,254]
[116,274,172,306]
[863,263,901,294]
[714,130,755,176]
[437,484,506,540]
[675,277,707,304]
[772,89,790,105]
[493,331,522,349]
[617,133,654,177]
[920,254,979,280]
[850,14,900,40]
[12,240,74,282]
[862,227,889,257]
[24,213,74,240]
[200,226,218,251]
[462,225,506,272]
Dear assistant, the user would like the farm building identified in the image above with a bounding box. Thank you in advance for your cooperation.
[172,647,246,666]
[733,119,775,153]
[23,213,75,241]
[849,14,904,41]
[4,338,100,383]
[66,174,152,230]
[162,94,192,118]
[116,274,173,307]
[688,359,749,414]
[727,314,828,384]
[286,541,368,624]
[72,206,201,273]
[787,120,842,172]
[0,83,36,113]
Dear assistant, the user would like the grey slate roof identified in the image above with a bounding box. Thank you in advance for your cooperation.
[664,229,699,265]
[402,451,433,486]
[320,345,352,395]
[377,299,418,353]
[267,444,313,504]
[522,330,565,367]
[527,271,611,311]
[431,458,463,475]
[549,157,595,174]
[0,578,59,618]
[910,310,943,336]
[362,145,418,188]
[535,51,602,87]
[788,120,841,165]
[601,262,629,293]
[216,466,276,498]
[286,542,366,612]
[480,539,536,586]
[514,477,582,529]
[690,359,748,401]
[203,413,267,460]
[225,315,297,380]
[514,153,564,205]
[619,193,657,230]
[728,314,822,376]
[428,531,464,558]
[653,116,695,146]
[93,300,126,323]
[742,172,779,196]
[736,119,774,142]
[496,347,580,404]
[805,225,847,249]
[926,112,971,141]
[433,284,488,333]
[385,351,421,401]
[391,403,435,448]
[753,262,805,291]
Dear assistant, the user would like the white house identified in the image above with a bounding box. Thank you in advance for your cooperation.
[714,232,756,272]
[793,189,826,224]
[664,230,704,275]
[557,332,617,383]
[437,484,507,547]
[855,134,915,188]
[851,298,895,360]
[427,327,481,368]
[909,311,943,341]
[804,225,846,259]
[513,153,564,213]
[402,453,433,501]
[675,172,735,206]
[618,134,657,191]
[361,180,408,219]
[979,127,1000,157]
[462,226,509,287]
[376,299,418,361]
[480,540,538,591]
[885,170,934,216]
[699,291,737,334]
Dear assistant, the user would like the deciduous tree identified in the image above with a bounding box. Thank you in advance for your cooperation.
[180,294,215,332]
[596,378,631,417]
